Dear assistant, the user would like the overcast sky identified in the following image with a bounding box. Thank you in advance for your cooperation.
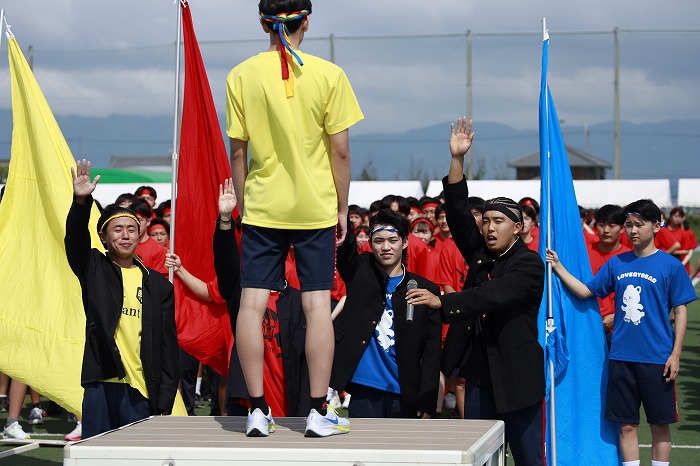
[0,0,698,134]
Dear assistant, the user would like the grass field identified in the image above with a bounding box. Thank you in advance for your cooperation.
[2,292,700,465]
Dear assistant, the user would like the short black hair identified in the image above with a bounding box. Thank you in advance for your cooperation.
[348,204,363,216]
[595,204,624,226]
[115,192,136,206]
[369,209,410,240]
[259,0,312,34]
[369,199,387,214]
[97,204,140,236]
[520,203,537,221]
[134,186,157,199]
[149,217,170,235]
[435,203,447,218]
[467,196,485,214]
[624,199,662,223]
[130,199,153,218]
[156,199,172,217]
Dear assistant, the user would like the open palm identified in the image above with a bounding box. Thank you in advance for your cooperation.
[449,117,475,159]
[71,159,100,198]
[218,178,237,216]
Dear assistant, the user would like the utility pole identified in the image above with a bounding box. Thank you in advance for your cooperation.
[466,30,473,179]
[613,28,621,179]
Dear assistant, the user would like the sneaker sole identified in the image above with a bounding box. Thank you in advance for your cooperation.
[304,425,350,437]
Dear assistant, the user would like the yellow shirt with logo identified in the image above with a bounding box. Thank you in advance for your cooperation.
[103,266,148,399]
[226,51,364,229]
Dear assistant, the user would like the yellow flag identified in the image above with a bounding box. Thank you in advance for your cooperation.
[0,34,186,416]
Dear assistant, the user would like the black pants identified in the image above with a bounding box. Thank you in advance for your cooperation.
[82,382,150,439]
[464,383,544,466]
[346,383,415,419]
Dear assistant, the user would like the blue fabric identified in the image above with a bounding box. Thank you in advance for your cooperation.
[537,35,619,465]
[587,250,697,364]
[350,275,402,394]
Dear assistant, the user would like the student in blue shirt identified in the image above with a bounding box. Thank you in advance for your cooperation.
[547,199,697,466]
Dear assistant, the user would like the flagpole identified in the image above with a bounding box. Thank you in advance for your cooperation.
[168,1,184,282]
[0,10,5,48]
[543,17,558,466]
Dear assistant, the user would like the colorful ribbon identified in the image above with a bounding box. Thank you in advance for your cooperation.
[260,9,310,96]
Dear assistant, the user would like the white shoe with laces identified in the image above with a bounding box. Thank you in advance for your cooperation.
[304,406,350,437]
[3,421,30,440]
[27,406,46,425]
[246,408,275,437]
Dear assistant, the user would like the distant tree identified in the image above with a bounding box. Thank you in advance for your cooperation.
[357,156,377,181]
[471,157,487,180]
[0,162,8,184]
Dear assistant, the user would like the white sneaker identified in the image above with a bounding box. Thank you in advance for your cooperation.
[3,421,30,440]
[27,406,46,425]
[65,422,82,441]
[443,392,457,410]
[304,407,350,437]
[328,395,342,410]
[246,408,275,437]
[341,393,351,409]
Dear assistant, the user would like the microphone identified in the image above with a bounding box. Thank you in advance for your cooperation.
[406,279,418,323]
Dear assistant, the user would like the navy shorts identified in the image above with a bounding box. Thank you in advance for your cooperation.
[605,360,678,425]
[241,224,335,292]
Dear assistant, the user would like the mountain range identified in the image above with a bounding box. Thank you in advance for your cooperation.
[0,108,697,187]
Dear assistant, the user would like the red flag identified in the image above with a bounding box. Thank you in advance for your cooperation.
[174,0,233,375]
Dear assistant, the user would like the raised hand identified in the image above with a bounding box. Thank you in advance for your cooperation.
[71,159,100,203]
[218,178,237,219]
[449,117,475,159]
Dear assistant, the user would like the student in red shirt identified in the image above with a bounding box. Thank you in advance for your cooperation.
[586,204,631,348]
[519,204,538,252]
[131,200,168,277]
[410,218,440,283]
[666,207,697,273]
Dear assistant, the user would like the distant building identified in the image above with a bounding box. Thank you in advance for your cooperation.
[108,155,171,171]
[508,145,612,180]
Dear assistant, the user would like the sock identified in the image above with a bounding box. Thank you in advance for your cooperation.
[249,395,268,414]
[195,377,202,395]
[311,396,327,416]
[6,417,18,427]
[651,461,669,466]
[622,461,640,466]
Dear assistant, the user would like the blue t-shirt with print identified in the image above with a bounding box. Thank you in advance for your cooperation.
[350,274,402,394]
[586,250,697,364]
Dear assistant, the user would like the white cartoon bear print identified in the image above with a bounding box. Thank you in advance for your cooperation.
[621,284,645,325]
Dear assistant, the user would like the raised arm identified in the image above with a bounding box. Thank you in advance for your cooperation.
[213,178,241,300]
[65,159,100,277]
[447,117,474,184]
[546,248,594,299]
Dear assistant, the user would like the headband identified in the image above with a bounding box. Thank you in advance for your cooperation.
[409,206,421,213]
[484,198,522,224]
[148,223,167,234]
[421,202,439,210]
[369,226,398,238]
[136,188,156,198]
[410,218,433,231]
[625,211,659,223]
[99,213,141,234]
[162,207,171,216]
[260,9,310,97]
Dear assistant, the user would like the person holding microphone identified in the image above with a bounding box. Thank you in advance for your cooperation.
[330,209,442,419]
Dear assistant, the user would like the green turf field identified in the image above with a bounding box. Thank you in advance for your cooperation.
[2,293,700,465]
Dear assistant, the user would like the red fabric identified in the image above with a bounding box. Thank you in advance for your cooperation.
[172,1,233,376]
[330,269,346,302]
[523,237,538,252]
[620,229,632,249]
[262,292,288,417]
[434,238,468,292]
[682,229,698,273]
[587,242,631,318]
[136,237,168,276]
[654,227,679,252]
[285,253,301,290]
[583,229,599,244]
[530,224,540,247]
[407,233,429,276]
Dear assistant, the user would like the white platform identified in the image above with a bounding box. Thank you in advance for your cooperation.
[63,416,505,466]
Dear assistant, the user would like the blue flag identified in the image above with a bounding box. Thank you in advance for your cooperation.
[537,28,619,465]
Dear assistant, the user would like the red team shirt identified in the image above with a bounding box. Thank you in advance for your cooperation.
[135,236,168,276]
[586,242,631,318]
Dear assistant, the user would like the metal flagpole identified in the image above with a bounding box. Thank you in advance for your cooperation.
[0,10,6,49]
[168,1,184,283]
[543,17,558,466]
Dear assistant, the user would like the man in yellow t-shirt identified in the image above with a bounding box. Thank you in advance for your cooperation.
[227,0,362,438]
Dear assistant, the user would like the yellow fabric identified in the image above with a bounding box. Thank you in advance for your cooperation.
[103,267,148,399]
[226,51,364,229]
[0,36,187,417]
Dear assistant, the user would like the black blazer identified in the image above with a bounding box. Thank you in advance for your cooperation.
[331,228,442,414]
[65,197,179,415]
[439,177,545,414]
[213,221,310,416]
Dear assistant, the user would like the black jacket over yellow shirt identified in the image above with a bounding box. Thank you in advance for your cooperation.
[65,197,179,415]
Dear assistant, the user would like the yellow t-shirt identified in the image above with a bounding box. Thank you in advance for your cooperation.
[103,266,148,399]
[226,51,364,229]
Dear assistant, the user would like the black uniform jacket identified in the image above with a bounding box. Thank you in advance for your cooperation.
[331,227,442,414]
[65,197,179,415]
[439,177,545,414]
[213,220,310,416]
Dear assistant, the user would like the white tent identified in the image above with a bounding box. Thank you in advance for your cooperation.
[677,179,700,207]
[425,179,673,209]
